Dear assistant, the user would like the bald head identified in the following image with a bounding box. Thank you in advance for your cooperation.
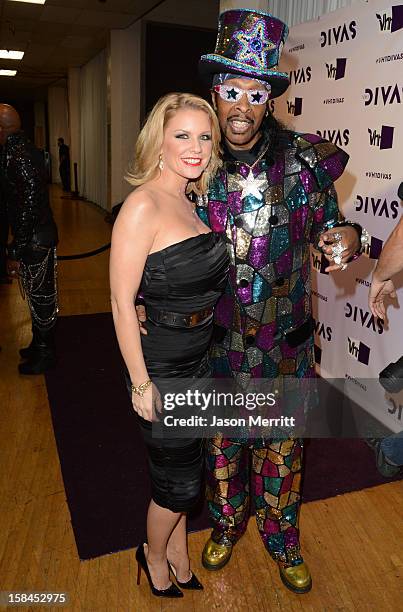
[0,104,21,145]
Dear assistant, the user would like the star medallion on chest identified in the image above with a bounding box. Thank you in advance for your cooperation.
[239,170,267,201]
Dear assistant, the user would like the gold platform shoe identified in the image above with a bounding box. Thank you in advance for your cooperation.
[279,562,312,594]
[202,537,233,571]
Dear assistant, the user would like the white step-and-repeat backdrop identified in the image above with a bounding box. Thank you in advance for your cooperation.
[274,0,403,432]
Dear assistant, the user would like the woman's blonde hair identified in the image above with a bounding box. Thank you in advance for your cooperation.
[126,92,222,195]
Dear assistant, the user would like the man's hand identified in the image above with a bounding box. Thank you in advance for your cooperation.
[136,304,148,335]
[368,275,397,320]
[318,226,360,272]
[7,259,20,277]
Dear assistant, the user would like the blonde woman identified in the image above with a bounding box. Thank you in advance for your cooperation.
[110,93,229,598]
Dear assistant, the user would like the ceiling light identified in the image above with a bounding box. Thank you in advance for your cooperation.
[0,50,24,60]
[0,69,17,76]
[8,0,46,5]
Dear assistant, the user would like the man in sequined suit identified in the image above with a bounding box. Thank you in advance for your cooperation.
[0,104,58,375]
[196,9,363,594]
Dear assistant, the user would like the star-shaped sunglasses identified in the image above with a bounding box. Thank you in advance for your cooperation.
[213,83,271,105]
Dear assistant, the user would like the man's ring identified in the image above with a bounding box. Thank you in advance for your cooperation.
[331,242,346,258]
[340,263,348,271]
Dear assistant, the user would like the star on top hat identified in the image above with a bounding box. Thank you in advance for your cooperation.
[199,8,290,98]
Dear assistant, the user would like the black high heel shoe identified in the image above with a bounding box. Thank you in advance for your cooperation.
[136,544,183,598]
[168,561,204,590]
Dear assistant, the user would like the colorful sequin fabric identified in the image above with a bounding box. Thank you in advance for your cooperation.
[197,131,348,387]
[233,19,275,70]
[197,130,348,565]
[207,436,303,567]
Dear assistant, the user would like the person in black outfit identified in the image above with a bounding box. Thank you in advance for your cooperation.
[0,104,59,374]
[0,179,10,283]
[110,93,227,598]
[57,137,71,192]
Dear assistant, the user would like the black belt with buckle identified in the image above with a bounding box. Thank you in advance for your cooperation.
[147,305,214,328]
[216,317,314,348]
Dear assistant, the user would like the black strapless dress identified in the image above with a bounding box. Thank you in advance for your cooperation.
[133,232,229,512]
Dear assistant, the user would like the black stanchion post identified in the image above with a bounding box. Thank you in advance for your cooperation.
[72,162,79,198]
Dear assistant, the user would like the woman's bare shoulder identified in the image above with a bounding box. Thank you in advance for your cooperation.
[123,186,158,211]
[118,187,160,224]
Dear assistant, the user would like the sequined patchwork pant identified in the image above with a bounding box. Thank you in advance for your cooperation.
[206,435,303,567]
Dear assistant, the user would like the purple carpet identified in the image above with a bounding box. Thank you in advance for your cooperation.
[45,313,402,560]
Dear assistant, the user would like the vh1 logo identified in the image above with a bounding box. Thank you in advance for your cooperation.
[376,5,403,32]
[347,337,371,365]
[287,97,303,116]
[361,236,383,259]
[326,58,347,80]
[311,250,329,274]
[368,125,394,149]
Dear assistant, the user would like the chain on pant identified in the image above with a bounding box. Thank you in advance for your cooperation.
[20,247,58,332]
[206,435,303,567]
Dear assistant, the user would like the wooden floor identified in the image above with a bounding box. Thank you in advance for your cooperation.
[0,186,402,612]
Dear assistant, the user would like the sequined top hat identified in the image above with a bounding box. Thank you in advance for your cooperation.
[199,8,290,98]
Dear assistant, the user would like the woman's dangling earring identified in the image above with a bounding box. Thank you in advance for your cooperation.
[158,154,164,170]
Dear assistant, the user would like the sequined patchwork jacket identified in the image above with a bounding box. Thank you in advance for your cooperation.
[197,130,349,382]
[1,132,58,260]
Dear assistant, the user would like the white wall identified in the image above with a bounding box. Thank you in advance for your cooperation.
[47,85,69,183]
[110,22,142,207]
[220,0,268,10]
[79,49,108,210]
[34,101,46,150]
[265,0,355,27]
[220,0,356,26]
[68,67,81,193]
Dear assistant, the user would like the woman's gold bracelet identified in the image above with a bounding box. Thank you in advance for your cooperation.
[131,379,152,397]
